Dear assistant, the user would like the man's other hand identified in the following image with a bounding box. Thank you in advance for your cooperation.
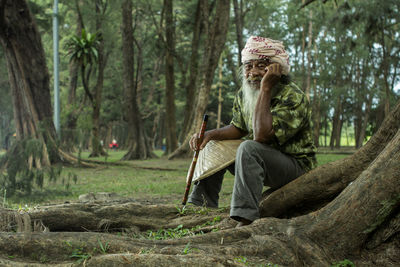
[189,131,212,151]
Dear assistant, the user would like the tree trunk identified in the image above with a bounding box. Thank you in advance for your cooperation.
[163,0,178,154]
[232,0,244,66]
[260,99,400,218]
[121,0,155,160]
[0,0,60,166]
[88,0,107,158]
[64,0,84,153]
[169,0,230,159]
[178,0,205,143]
[0,0,103,168]
[356,94,372,148]
[312,78,320,147]
[330,95,342,149]
[216,56,223,129]
[304,9,313,101]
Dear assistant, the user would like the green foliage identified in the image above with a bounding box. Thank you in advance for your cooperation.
[331,259,355,267]
[1,0,399,153]
[96,239,111,254]
[234,256,248,265]
[0,139,78,198]
[176,204,212,216]
[138,216,221,240]
[69,247,91,264]
[66,29,100,66]
[182,242,192,254]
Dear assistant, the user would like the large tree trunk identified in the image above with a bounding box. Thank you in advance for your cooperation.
[260,99,400,218]
[0,0,60,166]
[121,0,154,160]
[169,0,231,159]
[0,0,101,168]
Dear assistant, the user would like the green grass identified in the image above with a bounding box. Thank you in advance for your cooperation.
[3,149,349,207]
[316,153,349,165]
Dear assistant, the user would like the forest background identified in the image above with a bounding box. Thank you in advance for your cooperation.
[1,0,399,158]
[0,1,399,266]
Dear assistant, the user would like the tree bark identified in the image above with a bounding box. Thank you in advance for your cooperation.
[329,95,342,149]
[312,78,320,147]
[169,0,231,159]
[232,0,244,66]
[304,10,313,101]
[0,0,104,168]
[0,0,60,166]
[88,0,107,158]
[63,0,85,153]
[260,99,400,218]
[121,0,154,160]
[164,0,178,154]
[178,0,205,143]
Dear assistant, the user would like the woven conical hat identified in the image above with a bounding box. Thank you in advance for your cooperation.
[187,139,243,183]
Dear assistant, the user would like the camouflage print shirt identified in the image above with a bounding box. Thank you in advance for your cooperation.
[230,81,317,172]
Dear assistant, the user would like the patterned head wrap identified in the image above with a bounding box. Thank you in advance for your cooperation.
[241,36,290,75]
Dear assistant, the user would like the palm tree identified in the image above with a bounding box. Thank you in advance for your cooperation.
[67,29,106,157]
[67,28,99,104]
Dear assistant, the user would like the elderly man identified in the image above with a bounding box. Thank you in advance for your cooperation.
[188,36,316,226]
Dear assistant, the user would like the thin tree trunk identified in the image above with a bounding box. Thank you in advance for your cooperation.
[330,96,342,149]
[217,56,223,129]
[312,78,320,147]
[169,0,230,159]
[357,93,372,148]
[89,0,107,157]
[232,0,244,66]
[225,49,241,90]
[178,0,205,143]
[121,0,154,160]
[305,10,313,101]
[380,20,391,117]
[63,0,85,153]
[164,0,178,154]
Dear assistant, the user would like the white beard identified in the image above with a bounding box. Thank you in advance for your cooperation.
[242,79,260,123]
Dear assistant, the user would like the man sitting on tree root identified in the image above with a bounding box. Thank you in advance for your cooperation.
[188,36,317,227]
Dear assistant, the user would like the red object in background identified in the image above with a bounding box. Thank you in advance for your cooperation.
[109,139,118,149]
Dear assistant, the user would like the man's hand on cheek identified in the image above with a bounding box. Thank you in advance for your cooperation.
[261,63,282,91]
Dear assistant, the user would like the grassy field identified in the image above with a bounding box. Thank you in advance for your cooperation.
[2,149,350,208]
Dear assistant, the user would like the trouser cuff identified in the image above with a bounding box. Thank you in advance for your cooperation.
[230,207,259,222]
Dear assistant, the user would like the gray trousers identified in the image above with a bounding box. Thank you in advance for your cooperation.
[188,140,304,221]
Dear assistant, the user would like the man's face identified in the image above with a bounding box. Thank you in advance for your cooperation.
[244,59,271,89]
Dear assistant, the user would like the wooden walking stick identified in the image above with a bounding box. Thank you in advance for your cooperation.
[182,114,208,206]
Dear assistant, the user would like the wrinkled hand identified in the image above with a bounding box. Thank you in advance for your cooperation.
[189,131,212,151]
[261,63,282,92]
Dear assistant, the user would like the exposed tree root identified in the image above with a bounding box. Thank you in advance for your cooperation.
[260,100,400,218]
